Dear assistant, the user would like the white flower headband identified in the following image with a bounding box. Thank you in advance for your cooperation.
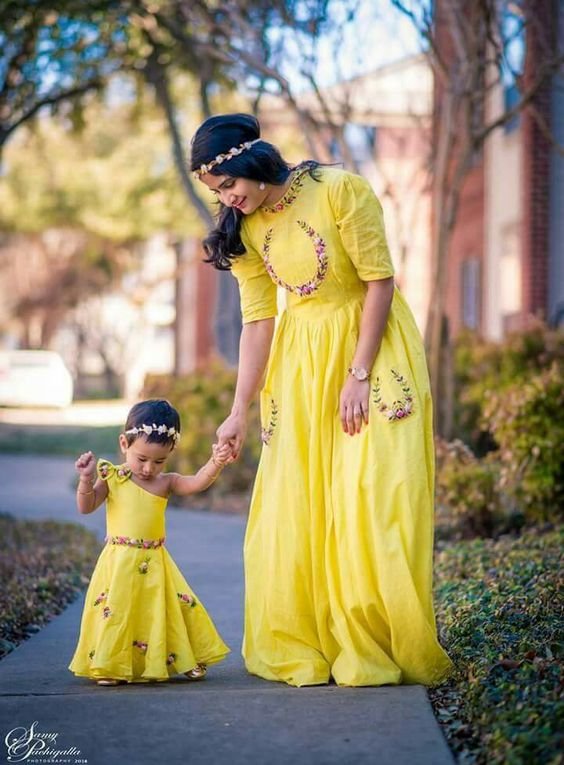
[193,138,260,178]
[125,423,180,444]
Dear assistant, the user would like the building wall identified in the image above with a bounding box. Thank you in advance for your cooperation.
[433,0,562,340]
[444,164,485,337]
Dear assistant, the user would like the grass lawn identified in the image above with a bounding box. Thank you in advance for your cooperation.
[0,423,121,457]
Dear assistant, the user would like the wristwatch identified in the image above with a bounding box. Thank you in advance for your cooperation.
[348,366,370,382]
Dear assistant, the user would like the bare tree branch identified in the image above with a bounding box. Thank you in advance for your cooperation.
[0,79,103,148]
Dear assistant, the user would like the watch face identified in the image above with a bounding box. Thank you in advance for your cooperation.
[350,367,368,380]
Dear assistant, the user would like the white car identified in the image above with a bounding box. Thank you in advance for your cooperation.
[0,350,74,408]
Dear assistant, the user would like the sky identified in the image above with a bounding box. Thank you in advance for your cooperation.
[266,1,424,93]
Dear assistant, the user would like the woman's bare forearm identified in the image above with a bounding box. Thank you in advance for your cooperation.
[232,318,275,414]
[351,277,394,371]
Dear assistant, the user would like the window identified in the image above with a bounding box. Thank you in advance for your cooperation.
[461,257,481,330]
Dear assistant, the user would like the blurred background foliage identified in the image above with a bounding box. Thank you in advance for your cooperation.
[437,323,564,539]
[0,88,204,240]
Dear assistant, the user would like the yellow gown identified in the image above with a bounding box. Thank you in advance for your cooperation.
[233,167,453,687]
[68,459,230,682]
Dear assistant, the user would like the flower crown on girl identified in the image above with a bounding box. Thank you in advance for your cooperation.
[125,423,181,444]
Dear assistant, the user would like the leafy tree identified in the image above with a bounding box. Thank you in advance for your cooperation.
[0,1,122,150]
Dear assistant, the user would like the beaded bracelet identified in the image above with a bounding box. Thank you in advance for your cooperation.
[204,458,224,482]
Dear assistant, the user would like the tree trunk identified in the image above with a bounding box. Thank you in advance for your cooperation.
[145,53,213,229]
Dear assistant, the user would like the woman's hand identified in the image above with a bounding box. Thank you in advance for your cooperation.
[216,410,248,461]
[75,450,97,481]
[340,378,370,435]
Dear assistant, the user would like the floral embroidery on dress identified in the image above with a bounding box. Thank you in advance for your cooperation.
[166,653,177,665]
[138,557,151,574]
[93,590,108,607]
[105,535,165,549]
[132,640,148,653]
[102,606,112,619]
[98,459,132,482]
[260,168,308,213]
[372,369,414,421]
[262,221,328,297]
[88,650,95,660]
[261,398,278,445]
[177,592,197,607]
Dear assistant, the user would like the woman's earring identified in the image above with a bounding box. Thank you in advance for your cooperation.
[259,182,266,190]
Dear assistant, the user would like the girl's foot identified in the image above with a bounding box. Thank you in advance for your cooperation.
[96,678,127,686]
[184,663,207,681]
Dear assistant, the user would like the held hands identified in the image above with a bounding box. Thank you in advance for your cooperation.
[75,450,97,482]
[211,443,235,467]
[200,443,234,488]
[216,410,248,462]
[340,377,370,435]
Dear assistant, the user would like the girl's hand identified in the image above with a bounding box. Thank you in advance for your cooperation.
[339,377,370,435]
[216,411,248,462]
[212,443,235,467]
[75,451,97,481]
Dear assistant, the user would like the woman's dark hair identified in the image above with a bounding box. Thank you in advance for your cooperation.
[190,113,320,270]
[123,399,181,449]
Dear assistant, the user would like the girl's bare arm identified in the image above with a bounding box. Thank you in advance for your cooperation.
[75,450,108,514]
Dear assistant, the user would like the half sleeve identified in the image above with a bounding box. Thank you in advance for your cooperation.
[328,172,395,281]
[230,229,278,324]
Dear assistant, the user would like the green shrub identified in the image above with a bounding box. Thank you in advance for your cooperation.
[453,322,564,452]
[143,365,262,505]
[482,363,563,524]
[435,439,510,540]
[431,527,563,764]
[0,514,101,658]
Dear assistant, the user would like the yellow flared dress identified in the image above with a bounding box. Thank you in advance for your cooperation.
[68,459,230,682]
[233,166,453,687]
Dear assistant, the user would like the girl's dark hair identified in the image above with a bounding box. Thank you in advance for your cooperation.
[123,399,180,449]
[190,113,321,270]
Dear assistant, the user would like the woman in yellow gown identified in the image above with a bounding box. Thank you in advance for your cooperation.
[191,113,453,687]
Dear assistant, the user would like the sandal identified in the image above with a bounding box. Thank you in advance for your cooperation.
[96,678,127,686]
[184,663,207,681]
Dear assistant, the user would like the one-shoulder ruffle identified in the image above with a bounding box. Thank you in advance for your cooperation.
[97,458,132,483]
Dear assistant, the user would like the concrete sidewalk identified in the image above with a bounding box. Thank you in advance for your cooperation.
[0,455,454,765]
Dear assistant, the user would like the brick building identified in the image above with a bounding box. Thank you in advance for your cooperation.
[435,0,564,340]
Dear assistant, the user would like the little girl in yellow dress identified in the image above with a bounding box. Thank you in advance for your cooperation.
[68,398,231,686]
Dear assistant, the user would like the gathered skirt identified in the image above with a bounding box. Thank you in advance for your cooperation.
[69,542,229,682]
[242,291,453,687]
